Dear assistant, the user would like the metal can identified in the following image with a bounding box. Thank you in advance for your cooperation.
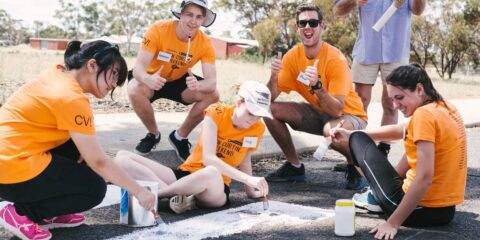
[119,180,159,227]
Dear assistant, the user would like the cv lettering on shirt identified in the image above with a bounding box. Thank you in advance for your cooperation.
[75,115,92,127]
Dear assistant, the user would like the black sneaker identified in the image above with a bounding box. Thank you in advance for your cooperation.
[345,164,366,190]
[265,162,306,182]
[169,130,192,162]
[135,133,160,155]
[333,163,347,172]
[377,142,391,156]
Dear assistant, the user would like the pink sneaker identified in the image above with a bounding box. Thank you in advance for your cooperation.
[39,213,85,229]
[0,204,52,240]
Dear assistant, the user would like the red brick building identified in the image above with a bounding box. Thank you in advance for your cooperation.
[30,38,69,50]
[209,36,258,59]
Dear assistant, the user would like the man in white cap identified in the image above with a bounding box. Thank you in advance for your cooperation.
[128,0,218,161]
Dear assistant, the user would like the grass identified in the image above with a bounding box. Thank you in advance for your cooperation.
[1,44,480,108]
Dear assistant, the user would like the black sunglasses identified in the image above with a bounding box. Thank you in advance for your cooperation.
[297,19,320,28]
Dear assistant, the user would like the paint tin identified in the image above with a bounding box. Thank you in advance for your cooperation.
[120,180,159,227]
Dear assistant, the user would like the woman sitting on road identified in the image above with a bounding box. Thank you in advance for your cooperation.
[0,40,156,240]
[115,81,271,214]
[331,64,467,240]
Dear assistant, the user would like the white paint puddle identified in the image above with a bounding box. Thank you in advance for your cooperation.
[110,201,334,240]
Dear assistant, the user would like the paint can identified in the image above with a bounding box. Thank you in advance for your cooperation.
[120,180,159,227]
[334,199,355,236]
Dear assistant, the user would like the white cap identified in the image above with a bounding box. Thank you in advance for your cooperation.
[171,0,217,28]
[238,81,273,119]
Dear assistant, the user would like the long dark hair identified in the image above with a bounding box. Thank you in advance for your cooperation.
[386,64,445,106]
[64,40,128,98]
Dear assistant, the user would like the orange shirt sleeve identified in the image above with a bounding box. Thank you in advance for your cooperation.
[204,103,224,125]
[278,48,301,94]
[141,24,160,54]
[410,108,436,143]
[324,58,352,96]
[51,96,95,135]
[200,38,216,64]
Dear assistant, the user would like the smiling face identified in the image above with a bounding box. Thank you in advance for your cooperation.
[233,101,261,129]
[178,4,206,37]
[296,10,324,48]
[387,83,425,117]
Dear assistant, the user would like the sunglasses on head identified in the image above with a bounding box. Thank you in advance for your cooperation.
[297,19,320,28]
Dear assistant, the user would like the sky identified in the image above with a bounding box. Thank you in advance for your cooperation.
[0,0,243,38]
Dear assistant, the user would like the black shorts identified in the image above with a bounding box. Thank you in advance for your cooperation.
[128,70,204,105]
[172,169,230,206]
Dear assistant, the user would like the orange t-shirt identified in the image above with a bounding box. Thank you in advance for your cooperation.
[0,65,95,184]
[179,103,265,186]
[141,19,216,81]
[278,42,367,121]
[403,102,467,207]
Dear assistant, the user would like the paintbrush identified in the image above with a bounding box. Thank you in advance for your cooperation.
[152,210,166,234]
[261,195,269,211]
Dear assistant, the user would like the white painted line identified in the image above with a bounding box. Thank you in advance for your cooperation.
[110,201,334,240]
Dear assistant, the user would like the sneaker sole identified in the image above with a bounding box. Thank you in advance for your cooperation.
[352,195,383,213]
[365,204,383,213]
[168,137,186,162]
[41,221,85,230]
[0,217,52,240]
[134,149,151,156]
[265,175,306,182]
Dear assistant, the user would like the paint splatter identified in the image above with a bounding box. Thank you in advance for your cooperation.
[110,201,334,240]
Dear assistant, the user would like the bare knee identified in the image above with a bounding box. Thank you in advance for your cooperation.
[127,80,151,102]
[114,150,135,165]
[203,90,219,104]
[381,96,396,114]
[195,166,222,183]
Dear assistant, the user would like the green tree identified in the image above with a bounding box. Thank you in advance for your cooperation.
[253,18,279,63]
[105,0,175,54]
[0,9,29,45]
[428,0,477,79]
[39,25,68,38]
[82,2,107,38]
[54,0,85,39]
[410,17,437,68]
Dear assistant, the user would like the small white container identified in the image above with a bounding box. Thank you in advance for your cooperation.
[313,137,331,161]
[120,180,159,227]
[334,199,355,237]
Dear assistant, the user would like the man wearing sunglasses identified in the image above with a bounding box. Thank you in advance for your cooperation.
[128,0,218,161]
[264,3,368,190]
[334,0,426,156]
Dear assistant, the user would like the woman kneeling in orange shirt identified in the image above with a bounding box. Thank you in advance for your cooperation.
[331,64,467,239]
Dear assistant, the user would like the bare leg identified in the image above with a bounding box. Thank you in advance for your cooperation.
[176,89,219,138]
[127,79,159,135]
[114,150,177,189]
[264,102,303,165]
[381,85,398,126]
[354,83,374,113]
[158,166,226,208]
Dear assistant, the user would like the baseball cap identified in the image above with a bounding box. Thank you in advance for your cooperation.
[238,81,273,119]
[171,0,217,27]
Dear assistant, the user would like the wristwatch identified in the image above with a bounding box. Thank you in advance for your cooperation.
[311,80,323,90]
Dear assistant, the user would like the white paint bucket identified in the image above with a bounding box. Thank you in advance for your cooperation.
[120,180,158,227]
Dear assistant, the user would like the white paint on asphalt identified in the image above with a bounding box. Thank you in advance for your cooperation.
[109,201,334,240]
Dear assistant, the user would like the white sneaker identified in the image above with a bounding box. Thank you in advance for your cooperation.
[352,189,383,213]
[169,195,197,214]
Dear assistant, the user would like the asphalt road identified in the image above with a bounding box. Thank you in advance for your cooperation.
[1,128,479,240]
